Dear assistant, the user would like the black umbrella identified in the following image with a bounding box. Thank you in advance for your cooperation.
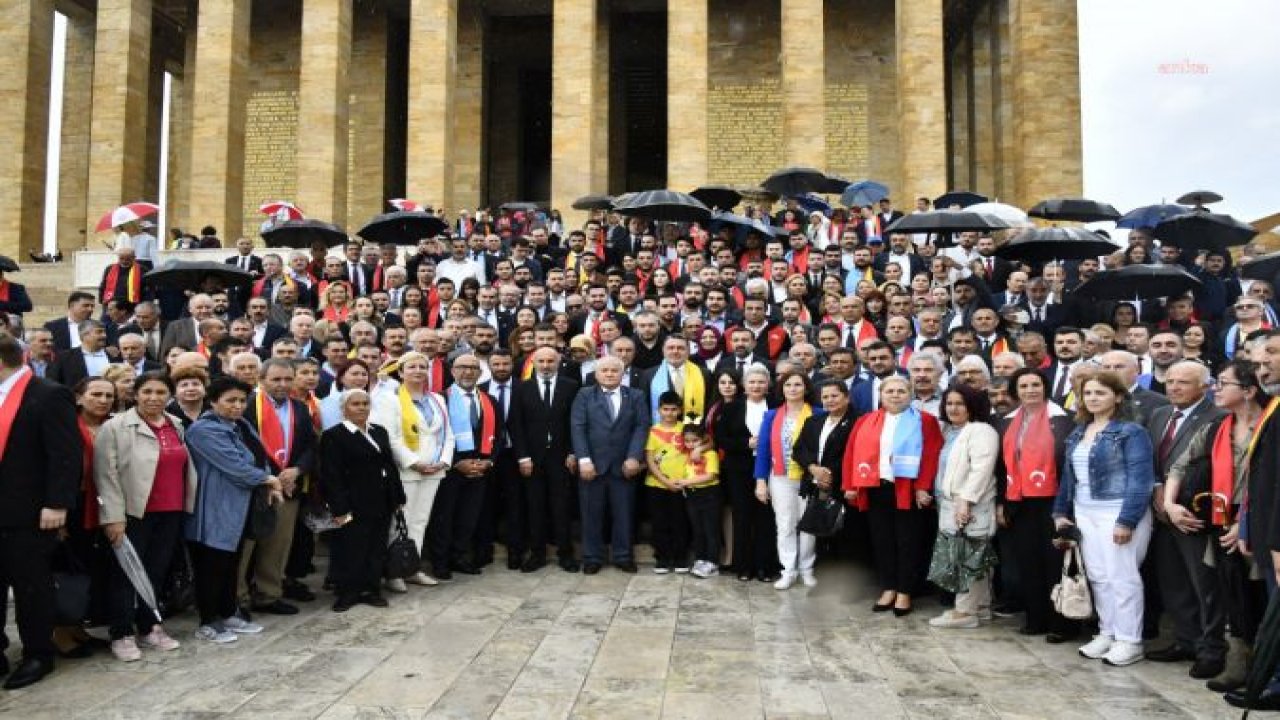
[710,211,782,241]
[0,256,19,273]
[1116,203,1190,230]
[613,189,711,223]
[995,227,1121,262]
[818,174,852,195]
[1074,264,1202,301]
[934,190,988,209]
[885,210,1012,234]
[1245,592,1280,714]
[1241,250,1280,281]
[1153,209,1257,252]
[1176,189,1223,206]
[690,186,742,210]
[762,167,828,198]
[262,219,348,249]
[571,194,614,211]
[1027,198,1122,223]
[358,211,447,245]
[144,260,253,289]
[500,201,543,212]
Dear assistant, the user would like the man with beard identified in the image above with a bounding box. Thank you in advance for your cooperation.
[1148,331,1185,395]
[569,284,632,338]
[730,297,789,362]
[716,327,772,376]
[680,283,706,326]
[1044,326,1085,406]
[850,341,905,413]
[630,311,666,371]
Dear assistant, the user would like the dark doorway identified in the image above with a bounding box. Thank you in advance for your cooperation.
[485,15,552,204]
[610,12,667,192]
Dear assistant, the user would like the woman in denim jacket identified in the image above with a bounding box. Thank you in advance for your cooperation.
[1053,372,1156,668]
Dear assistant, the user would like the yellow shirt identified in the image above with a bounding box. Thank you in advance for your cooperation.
[646,426,720,489]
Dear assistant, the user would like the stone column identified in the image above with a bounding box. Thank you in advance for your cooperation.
[895,0,947,203]
[971,2,997,196]
[551,0,602,219]
[186,0,250,242]
[1010,0,1082,206]
[993,0,1014,201]
[667,0,708,191]
[297,0,353,227]
[58,5,96,252]
[406,0,457,213]
[780,0,825,167]
[0,0,52,257]
[452,1,484,210]
[348,4,388,226]
[948,33,973,189]
[86,0,153,239]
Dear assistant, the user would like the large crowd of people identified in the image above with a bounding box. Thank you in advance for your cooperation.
[1,198,1280,711]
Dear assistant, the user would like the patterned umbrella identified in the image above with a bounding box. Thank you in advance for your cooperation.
[258,201,304,220]
[388,198,424,212]
[95,202,160,232]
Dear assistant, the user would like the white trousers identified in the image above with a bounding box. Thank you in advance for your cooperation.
[397,478,442,552]
[1075,503,1153,644]
[769,475,815,575]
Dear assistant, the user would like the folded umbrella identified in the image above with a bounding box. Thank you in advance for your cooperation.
[1176,190,1223,207]
[1027,197,1121,223]
[113,537,163,624]
[96,202,160,232]
[762,167,828,198]
[358,211,447,245]
[1153,209,1257,252]
[690,186,742,211]
[614,189,711,223]
[261,219,348,249]
[885,210,1012,235]
[995,227,1121,263]
[571,194,615,211]
[966,202,1031,227]
[1074,264,1202,301]
[1116,203,1190,230]
[840,180,890,208]
[144,260,253,290]
[933,190,988,209]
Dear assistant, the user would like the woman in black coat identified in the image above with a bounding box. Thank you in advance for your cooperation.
[713,365,780,583]
[320,389,406,612]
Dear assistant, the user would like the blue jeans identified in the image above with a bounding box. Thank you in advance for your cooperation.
[579,473,635,565]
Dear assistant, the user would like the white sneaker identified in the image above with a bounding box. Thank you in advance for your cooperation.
[385,578,408,593]
[674,565,691,574]
[652,566,671,575]
[1078,635,1114,660]
[194,624,237,644]
[700,562,720,578]
[774,572,796,590]
[137,626,181,651]
[929,611,979,629]
[1102,640,1144,667]
[406,571,438,587]
[800,572,817,588]
[221,615,264,634]
[111,636,142,662]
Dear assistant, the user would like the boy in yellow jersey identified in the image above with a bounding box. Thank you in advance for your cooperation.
[646,393,690,573]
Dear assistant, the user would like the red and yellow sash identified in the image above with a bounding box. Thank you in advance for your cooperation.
[103,263,142,303]
[255,393,294,471]
[0,369,33,460]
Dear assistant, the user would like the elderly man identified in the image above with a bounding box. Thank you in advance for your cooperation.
[907,352,945,415]
[48,321,110,387]
[117,333,159,376]
[160,294,215,358]
[992,351,1026,378]
[98,247,144,306]
[1098,350,1170,424]
[953,355,992,391]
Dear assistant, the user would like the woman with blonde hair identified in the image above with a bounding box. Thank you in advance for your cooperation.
[101,364,136,412]
[320,280,354,325]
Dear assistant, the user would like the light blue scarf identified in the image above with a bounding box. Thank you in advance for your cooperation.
[446,385,477,452]
[890,406,925,479]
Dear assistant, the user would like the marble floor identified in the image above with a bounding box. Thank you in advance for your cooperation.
[0,559,1255,719]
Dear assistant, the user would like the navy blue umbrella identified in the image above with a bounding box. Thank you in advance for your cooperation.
[1116,204,1190,229]
[794,193,832,217]
[841,180,890,208]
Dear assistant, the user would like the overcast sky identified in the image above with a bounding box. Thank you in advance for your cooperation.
[1078,0,1280,224]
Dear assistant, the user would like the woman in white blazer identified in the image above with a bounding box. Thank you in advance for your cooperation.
[373,351,453,591]
[929,383,1001,629]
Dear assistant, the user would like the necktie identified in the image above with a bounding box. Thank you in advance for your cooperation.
[1158,410,1184,465]
[467,392,480,431]
[543,379,553,407]
[240,256,249,271]
[497,383,507,415]
[985,257,994,279]
[737,359,746,374]
[605,390,617,420]
[1053,365,1069,400]
[1034,307,1043,323]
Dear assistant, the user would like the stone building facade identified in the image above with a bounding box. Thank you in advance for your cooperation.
[0,0,1082,256]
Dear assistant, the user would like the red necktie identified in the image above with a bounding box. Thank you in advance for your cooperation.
[1158,410,1184,466]
[985,257,994,279]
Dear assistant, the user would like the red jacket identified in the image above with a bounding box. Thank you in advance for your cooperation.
[842,409,943,511]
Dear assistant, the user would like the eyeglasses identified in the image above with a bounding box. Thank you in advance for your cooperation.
[1235,304,1261,310]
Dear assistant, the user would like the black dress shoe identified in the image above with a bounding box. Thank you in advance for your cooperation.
[507,555,524,571]
[56,644,93,660]
[559,559,580,573]
[1190,656,1226,679]
[434,569,454,582]
[583,563,602,575]
[521,558,547,573]
[283,581,316,602]
[615,561,638,573]
[1145,645,1196,662]
[359,592,389,608]
[893,605,913,617]
[450,562,482,575]
[872,602,894,613]
[3,657,53,690]
[1045,632,1077,645]
[332,596,357,613]
[1225,689,1280,711]
[758,572,781,583]
[252,600,300,615]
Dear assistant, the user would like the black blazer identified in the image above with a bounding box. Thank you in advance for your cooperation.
[452,388,504,462]
[0,281,33,315]
[793,411,857,493]
[1146,400,1228,479]
[244,393,318,476]
[44,317,118,355]
[0,376,81,527]
[508,375,580,465]
[225,254,264,276]
[48,348,94,388]
[319,423,404,519]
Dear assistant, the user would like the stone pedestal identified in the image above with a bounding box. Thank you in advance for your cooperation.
[667,0,708,191]
[1010,0,1082,207]
[551,0,604,220]
[780,0,825,167]
[406,0,457,213]
[297,0,353,227]
[187,0,251,243]
[895,0,946,203]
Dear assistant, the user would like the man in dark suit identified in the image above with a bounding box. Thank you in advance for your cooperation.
[240,358,318,616]
[244,296,288,358]
[226,237,264,276]
[0,334,82,688]
[508,347,581,572]
[429,354,502,578]
[570,356,649,574]
[1145,361,1229,676]
[1042,326,1086,406]
[474,351,517,568]
[119,300,165,362]
[639,336,714,424]
[48,320,111,388]
[44,292,98,354]
[568,284,633,338]
[341,241,376,297]
[160,293,216,358]
[876,198,905,230]
[0,271,33,318]
[975,236,1014,292]
[117,333,162,376]
[715,327,772,376]
[872,233,926,278]
[1099,350,1170,424]
[849,341,906,413]
[608,217,648,267]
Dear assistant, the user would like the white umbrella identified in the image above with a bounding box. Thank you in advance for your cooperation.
[966,202,1031,227]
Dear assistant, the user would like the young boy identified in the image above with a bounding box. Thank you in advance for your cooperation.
[646,392,691,573]
[677,423,721,579]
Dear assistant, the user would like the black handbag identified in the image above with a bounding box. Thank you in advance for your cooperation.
[53,543,91,626]
[797,491,846,537]
[245,486,278,541]
[385,511,421,579]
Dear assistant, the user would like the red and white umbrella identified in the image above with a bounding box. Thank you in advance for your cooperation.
[388,198,422,212]
[259,201,304,221]
[95,202,160,232]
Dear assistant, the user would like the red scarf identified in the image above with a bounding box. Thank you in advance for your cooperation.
[0,280,10,303]
[323,303,351,324]
[1002,407,1057,500]
[0,370,33,460]
[472,391,498,456]
[103,263,142,303]
[255,393,294,470]
[79,417,99,529]
[790,246,811,275]
[520,354,535,380]
[842,409,941,511]
[1210,415,1237,526]
[294,391,322,434]
[428,356,447,393]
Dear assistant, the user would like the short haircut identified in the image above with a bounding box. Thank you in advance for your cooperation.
[261,357,296,376]
[207,376,251,402]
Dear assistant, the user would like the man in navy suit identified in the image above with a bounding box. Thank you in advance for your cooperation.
[570,355,649,574]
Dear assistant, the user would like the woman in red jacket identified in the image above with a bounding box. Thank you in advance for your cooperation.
[842,376,943,616]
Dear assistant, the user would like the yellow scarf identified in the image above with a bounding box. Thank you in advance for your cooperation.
[682,364,706,421]
[1246,397,1280,465]
[398,384,421,451]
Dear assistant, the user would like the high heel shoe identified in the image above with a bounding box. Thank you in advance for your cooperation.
[893,605,913,617]
[872,602,894,612]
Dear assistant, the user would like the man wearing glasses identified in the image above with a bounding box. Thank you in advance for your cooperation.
[1222,299,1271,360]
